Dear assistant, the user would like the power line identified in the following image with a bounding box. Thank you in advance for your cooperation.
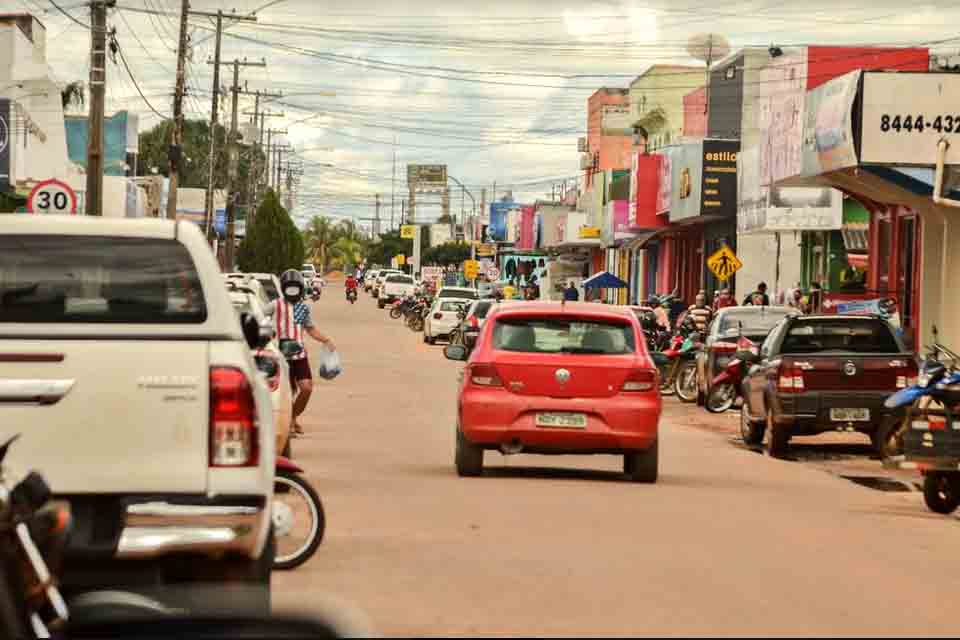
[48,0,89,28]
[111,34,168,119]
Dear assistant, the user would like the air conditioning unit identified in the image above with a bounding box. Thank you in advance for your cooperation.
[577,137,588,152]
[579,154,592,170]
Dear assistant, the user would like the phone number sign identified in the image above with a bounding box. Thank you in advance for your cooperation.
[28,178,78,214]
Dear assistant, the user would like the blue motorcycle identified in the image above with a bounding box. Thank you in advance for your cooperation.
[878,341,953,460]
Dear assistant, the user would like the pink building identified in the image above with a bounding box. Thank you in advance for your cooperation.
[585,88,632,190]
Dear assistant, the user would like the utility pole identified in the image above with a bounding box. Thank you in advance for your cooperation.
[85,0,112,216]
[223,58,267,271]
[240,91,282,205]
[375,194,381,237]
[391,135,397,233]
[165,0,192,220]
[202,10,222,240]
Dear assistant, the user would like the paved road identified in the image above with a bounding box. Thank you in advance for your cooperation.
[274,288,960,637]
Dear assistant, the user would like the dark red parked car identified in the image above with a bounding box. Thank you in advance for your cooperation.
[444,302,662,482]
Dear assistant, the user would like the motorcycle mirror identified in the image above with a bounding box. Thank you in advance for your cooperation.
[0,434,20,465]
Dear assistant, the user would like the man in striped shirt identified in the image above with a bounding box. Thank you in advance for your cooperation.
[277,269,336,436]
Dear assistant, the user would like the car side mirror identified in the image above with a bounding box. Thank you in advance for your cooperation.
[444,344,469,361]
[240,312,260,350]
[257,322,274,348]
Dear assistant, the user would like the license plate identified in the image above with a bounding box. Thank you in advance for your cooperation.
[535,412,587,429]
[830,408,870,422]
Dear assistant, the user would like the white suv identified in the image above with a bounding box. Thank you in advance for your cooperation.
[0,215,275,614]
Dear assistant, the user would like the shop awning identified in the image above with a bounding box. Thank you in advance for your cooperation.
[623,228,670,252]
[583,271,628,289]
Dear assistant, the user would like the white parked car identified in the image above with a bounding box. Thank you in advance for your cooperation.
[0,215,276,613]
[436,286,479,304]
[228,286,293,458]
[226,272,282,303]
[424,298,471,344]
[224,273,272,310]
[379,273,417,309]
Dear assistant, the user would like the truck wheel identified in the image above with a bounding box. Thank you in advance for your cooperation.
[923,472,960,514]
[740,404,765,446]
[624,439,658,483]
[180,531,274,616]
[873,410,907,460]
[767,410,791,459]
[455,429,484,477]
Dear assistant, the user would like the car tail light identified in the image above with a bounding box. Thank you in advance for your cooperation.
[712,341,737,353]
[209,367,259,467]
[777,362,805,393]
[896,361,919,389]
[468,363,502,387]
[622,369,657,392]
[434,312,443,320]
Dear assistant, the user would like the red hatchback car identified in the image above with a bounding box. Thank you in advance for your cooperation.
[444,302,662,482]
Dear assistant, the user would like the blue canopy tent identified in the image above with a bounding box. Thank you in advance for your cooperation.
[582,271,628,289]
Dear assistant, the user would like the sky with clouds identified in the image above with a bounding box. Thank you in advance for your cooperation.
[15,0,960,230]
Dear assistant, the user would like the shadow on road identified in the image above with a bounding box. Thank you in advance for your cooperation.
[482,465,627,483]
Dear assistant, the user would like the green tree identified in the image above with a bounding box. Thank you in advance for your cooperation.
[422,241,471,266]
[365,229,413,268]
[303,215,336,270]
[237,189,303,274]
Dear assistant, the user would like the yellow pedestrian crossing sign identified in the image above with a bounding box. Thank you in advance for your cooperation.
[706,245,742,282]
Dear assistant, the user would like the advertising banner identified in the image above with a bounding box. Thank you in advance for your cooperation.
[429,223,452,247]
[407,164,447,188]
[489,198,520,241]
[655,151,671,215]
[668,141,703,222]
[738,146,768,233]
[0,99,9,193]
[859,72,960,166]
[633,154,663,229]
[759,48,807,186]
[800,70,861,177]
[700,139,739,218]
[519,206,535,250]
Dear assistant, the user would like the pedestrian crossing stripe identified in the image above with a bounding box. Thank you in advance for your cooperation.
[706,245,743,282]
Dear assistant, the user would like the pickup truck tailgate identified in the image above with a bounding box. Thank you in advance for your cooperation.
[785,355,909,391]
[0,339,209,494]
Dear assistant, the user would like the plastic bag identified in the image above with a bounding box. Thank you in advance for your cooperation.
[316,346,342,380]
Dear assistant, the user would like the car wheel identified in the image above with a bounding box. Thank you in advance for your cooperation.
[873,410,907,460]
[923,472,960,514]
[455,428,484,477]
[624,439,658,483]
[767,409,791,459]
[740,404,765,446]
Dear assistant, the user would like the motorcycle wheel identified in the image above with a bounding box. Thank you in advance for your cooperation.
[389,306,403,320]
[705,383,737,413]
[675,362,698,403]
[873,410,907,460]
[273,469,325,570]
[410,317,424,332]
[923,472,960,515]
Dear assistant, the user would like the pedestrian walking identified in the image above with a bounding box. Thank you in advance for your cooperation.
[686,291,713,334]
[743,282,770,306]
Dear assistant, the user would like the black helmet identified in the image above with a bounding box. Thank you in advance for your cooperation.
[280,269,305,303]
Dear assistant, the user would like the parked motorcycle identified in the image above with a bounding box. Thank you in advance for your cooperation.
[707,335,757,413]
[0,435,71,637]
[652,317,700,398]
[273,342,326,570]
[391,295,417,320]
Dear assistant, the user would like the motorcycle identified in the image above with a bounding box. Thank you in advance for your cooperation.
[310,286,321,302]
[346,288,357,304]
[273,342,326,570]
[706,335,757,413]
[652,318,700,398]
[0,435,71,637]
[391,295,417,320]
[404,297,430,332]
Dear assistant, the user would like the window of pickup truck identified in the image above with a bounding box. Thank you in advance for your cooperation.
[387,275,414,284]
[781,319,900,354]
[0,236,207,323]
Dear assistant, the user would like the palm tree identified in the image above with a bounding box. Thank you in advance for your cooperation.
[60,81,85,112]
[330,236,364,271]
[302,215,336,272]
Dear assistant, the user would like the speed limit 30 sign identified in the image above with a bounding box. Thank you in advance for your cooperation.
[28,179,78,214]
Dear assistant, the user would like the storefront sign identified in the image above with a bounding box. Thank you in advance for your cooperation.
[758,48,807,186]
[800,70,860,177]
[475,243,496,257]
[633,154,667,229]
[579,226,601,239]
[407,164,447,188]
[667,142,703,222]
[0,99,9,193]
[420,266,443,284]
[489,198,520,241]
[655,151,671,215]
[859,72,960,166]
[700,139,739,217]
[400,224,416,239]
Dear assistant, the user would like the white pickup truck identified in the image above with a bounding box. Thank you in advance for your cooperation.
[378,274,417,309]
[0,216,275,613]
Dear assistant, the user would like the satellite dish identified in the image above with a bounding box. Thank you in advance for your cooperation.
[686,33,730,67]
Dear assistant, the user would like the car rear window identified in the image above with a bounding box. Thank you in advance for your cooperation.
[0,235,207,324]
[255,277,279,300]
[440,301,465,312]
[781,320,900,353]
[387,275,414,284]
[439,289,478,300]
[719,309,791,336]
[493,316,635,354]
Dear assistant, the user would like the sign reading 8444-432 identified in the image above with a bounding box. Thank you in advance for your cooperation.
[28,178,78,214]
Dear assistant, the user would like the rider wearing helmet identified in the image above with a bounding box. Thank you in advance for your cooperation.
[274,269,335,436]
[345,274,358,299]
